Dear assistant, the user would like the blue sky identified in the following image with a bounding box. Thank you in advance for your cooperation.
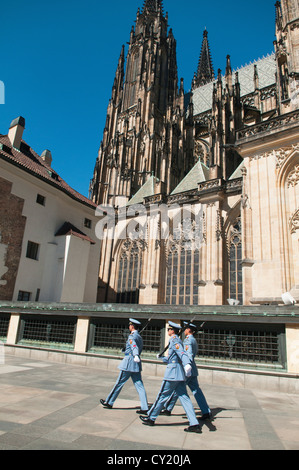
[0,0,276,197]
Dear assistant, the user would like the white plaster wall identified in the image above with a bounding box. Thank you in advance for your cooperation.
[0,160,101,303]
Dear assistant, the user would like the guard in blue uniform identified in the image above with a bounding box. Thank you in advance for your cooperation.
[140,321,201,433]
[161,322,211,419]
[100,318,149,413]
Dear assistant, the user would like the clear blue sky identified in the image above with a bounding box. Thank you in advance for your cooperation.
[0,0,276,197]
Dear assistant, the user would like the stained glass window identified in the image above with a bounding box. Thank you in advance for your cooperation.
[166,246,201,306]
[116,240,144,304]
[228,218,243,305]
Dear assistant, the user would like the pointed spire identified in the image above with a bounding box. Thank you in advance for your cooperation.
[193,29,215,88]
[225,55,233,92]
[275,1,283,30]
[142,0,164,14]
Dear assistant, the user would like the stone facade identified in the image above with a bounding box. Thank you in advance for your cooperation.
[0,176,26,300]
[91,0,299,306]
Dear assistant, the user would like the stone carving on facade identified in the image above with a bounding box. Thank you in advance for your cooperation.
[120,238,147,258]
[275,144,299,169]
[226,217,242,256]
[290,209,299,234]
[194,139,210,166]
[167,216,204,255]
[216,210,223,241]
[287,164,299,188]
[246,144,299,170]
[237,110,299,140]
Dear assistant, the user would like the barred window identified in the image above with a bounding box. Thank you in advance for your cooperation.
[195,322,286,368]
[116,239,145,304]
[0,314,10,341]
[88,318,164,356]
[18,315,76,350]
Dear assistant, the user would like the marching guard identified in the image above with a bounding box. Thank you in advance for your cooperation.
[139,321,201,433]
[100,318,149,413]
[161,322,211,419]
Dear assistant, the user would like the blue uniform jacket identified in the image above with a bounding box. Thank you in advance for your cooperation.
[118,330,143,373]
[184,334,199,377]
[162,334,191,381]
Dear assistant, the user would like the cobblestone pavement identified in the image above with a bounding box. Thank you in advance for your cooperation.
[0,354,298,451]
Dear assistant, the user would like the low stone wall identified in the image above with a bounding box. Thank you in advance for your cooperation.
[5,342,299,395]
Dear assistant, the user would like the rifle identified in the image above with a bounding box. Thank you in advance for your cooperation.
[157,320,206,358]
[139,316,154,335]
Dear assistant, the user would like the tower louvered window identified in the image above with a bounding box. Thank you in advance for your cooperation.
[128,54,139,108]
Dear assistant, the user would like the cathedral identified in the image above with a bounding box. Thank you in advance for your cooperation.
[90,0,299,307]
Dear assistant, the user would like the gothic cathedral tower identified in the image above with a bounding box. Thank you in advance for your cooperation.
[274,0,299,113]
[90,0,181,206]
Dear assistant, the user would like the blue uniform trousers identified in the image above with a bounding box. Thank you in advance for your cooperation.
[148,380,199,426]
[164,376,210,415]
[106,370,148,410]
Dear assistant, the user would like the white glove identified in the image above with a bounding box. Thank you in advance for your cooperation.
[184,364,192,377]
[134,356,141,363]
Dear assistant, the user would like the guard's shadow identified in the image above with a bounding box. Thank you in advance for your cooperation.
[178,407,234,433]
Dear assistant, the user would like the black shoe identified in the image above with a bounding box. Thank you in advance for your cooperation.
[136,409,149,415]
[184,425,201,433]
[200,413,212,420]
[139,416,155,426]
[100,399,112,409]
[160,409,171,416]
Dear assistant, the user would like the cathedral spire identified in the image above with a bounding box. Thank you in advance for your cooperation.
[193,29,215,89]
[142,0,164,14]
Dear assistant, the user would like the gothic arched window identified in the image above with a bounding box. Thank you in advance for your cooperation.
[166,246,200,305]
[165,217,203,306]
[228,218,243,305]
[116,239,145,304]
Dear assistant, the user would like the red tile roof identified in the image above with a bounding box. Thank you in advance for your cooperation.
[0,133,97,209]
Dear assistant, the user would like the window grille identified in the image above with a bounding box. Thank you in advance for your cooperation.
[89,320,128,353]
[0,314,10,341]
[18,316,76,350]
[195,323,285,368]
[88,318,164,356]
